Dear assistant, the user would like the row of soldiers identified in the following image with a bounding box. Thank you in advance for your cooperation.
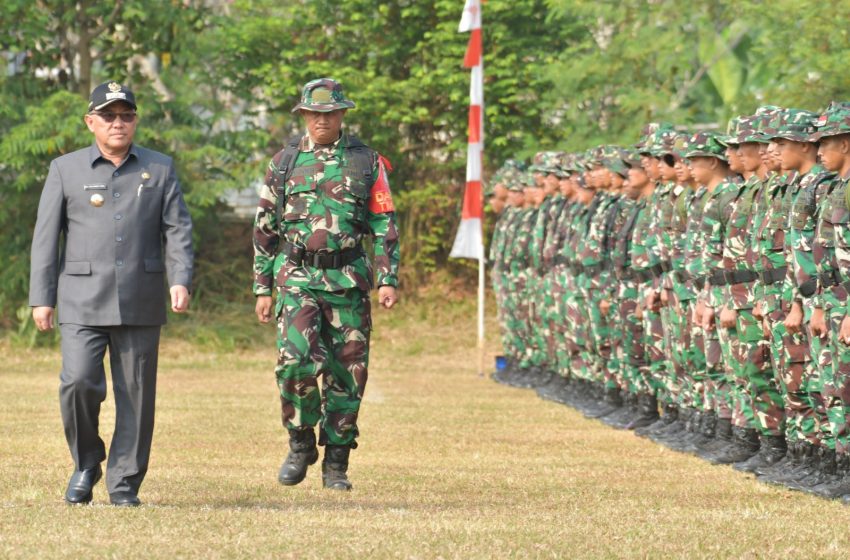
[487,103,850,503]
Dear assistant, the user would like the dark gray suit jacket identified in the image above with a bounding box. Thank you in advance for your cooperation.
[29,143,193,326]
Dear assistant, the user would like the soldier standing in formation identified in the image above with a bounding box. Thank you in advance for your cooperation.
[489,102,850,503]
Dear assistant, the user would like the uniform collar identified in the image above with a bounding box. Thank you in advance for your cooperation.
[88,143,139,167]
[300,132,344,152]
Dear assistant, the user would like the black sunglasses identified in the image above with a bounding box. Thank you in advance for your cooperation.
[91,111,137,123]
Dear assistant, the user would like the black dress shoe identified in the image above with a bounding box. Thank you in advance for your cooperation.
[109,491,141,507]
[64,465,102,505]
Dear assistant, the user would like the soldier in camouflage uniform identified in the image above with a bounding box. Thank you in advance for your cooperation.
[756,109,837,490]
[807,102,850,500]
[603,152,651,424]
[487,161,517,381]
[253,78,400,491]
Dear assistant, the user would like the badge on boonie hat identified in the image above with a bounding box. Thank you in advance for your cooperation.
[291,78,356,113]
[88,81,136,112]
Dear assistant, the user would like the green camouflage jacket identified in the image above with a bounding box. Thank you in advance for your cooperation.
[253,133,400,294]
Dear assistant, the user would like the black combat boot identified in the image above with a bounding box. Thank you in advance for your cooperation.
[707,426,759,465]
[322,445,353,491]
[278,428,319,486]
[685,410,717,452]
[761,441,818,485]
[604,392,639,428]
[584,386,623,419]
[635,404,677,438]
[786,447,838,493]
[537,374,568,402]
[733,434,787,473]
[650,407,690,444]
[698,417,733,458]
[753,437,796,478]
[666,409,704,453]
[811,453,850,499]
[625,393,659,430]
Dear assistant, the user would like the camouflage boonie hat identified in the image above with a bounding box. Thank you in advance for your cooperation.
[737,106,782,143]
[622,149,643,169]
[291,78,356,113]
[529,151,564,175]
[764,108,818,142]
[558,152,583,174]
[655,131,688,158]
[684,131,727,161]
[810,101,850,141]
[636,122,674,155]
[719,116,744,146]
[498,159,527,192]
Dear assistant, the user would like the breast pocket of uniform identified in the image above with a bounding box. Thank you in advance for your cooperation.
[283,179,317,222]
[831,206,850,264]
[341,178,370,220]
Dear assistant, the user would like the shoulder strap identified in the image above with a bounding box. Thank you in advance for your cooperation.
[275,136,303,227]
[343,134,377,185]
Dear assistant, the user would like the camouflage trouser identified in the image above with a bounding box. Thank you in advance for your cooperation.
[716,317,746,427]
[507,273,531,366]
[674,296,705,410]
[659,297,679,405]
[641,287,666,397]
[537,272,557,370]
[700,309,729,418]
[275,286,370,447]
[825,286,850,454]
[805,304,833,449]
[492,266,510,356]
[569,273,592,380]
[531,274,554,369]
[764,292,820,446]
[616,281,645,395]
[732,308,783,437]
[552,267,574,378]
[586,282,614,387]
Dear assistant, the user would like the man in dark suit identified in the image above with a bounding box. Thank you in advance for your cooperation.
[29,81,194,507]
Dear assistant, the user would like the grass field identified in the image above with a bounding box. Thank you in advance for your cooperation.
[2,295,850,559]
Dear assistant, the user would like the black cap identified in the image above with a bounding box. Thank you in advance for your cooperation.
[88,81,137,112]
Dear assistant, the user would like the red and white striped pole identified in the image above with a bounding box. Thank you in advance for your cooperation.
[450,0,485,376]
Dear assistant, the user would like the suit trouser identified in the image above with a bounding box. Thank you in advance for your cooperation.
[59,323,160,495]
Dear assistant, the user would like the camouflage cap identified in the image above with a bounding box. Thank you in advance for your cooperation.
[635,122,674,155]
[684,131,727,161]
[810,101,850,141]
[291,78,356,113]
[764,108,818,142]
[737,106,782,143]
[529,151,564,175]
[719,116,743,146]
[655,131,688,158]
[558,152,583,174]
[498,159,527,191]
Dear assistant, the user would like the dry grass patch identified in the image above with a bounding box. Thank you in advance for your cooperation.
[2,297,850,558]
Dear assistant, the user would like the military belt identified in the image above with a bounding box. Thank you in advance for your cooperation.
[799,278,818,298]
[584,263,602,275]
[708,270,727,286]
[726,270,758,285]
[634,269,655,283]
[282,241,364,269]
[760,267,787,285]
[648,263,665,279]
[820,269,841,288]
